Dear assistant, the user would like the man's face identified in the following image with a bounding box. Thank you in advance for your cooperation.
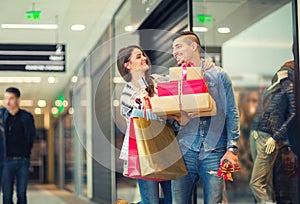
[4,92,20,110]
[172,37,194,66]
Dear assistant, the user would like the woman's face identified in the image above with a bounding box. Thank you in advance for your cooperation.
[126,48,149,73]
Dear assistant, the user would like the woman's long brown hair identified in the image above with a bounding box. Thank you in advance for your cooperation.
[117,45,155,97]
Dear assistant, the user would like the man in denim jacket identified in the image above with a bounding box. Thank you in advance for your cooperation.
[171,31,240,204]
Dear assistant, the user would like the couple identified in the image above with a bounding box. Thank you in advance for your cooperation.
[117,31,240,204]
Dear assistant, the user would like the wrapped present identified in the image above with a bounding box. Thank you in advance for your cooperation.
[151,95,180,115]
[151,93,216,117]
[182,93,213,112]
[182,79,208,94]
[157,81,179,97]
[217,161,240,181]
[158,79,208,97]
[169,67,203,81]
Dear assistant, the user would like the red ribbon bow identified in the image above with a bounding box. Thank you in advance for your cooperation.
[217,161,240,181]
[181,62,195,80]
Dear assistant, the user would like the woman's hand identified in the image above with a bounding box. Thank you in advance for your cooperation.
[201,58,215,71]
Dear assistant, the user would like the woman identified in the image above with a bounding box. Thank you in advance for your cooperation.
[117,45,172,204]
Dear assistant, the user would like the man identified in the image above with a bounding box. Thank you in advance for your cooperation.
[171,31,240,204]
[0,101,4,187]
[1,87,35,204]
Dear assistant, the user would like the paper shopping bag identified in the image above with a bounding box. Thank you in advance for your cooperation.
[133,117,187,180]
[126,117,164,181]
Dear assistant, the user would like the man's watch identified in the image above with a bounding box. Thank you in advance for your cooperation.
[281,146,292,154]
[227,146,238,155]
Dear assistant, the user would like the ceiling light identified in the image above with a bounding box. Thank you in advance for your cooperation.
[71,76,78,83]
[218,27,231,34]
[68,107,74,115]
[55,100,62,107]
[51,107,58,115]
[1,24,58,30]
[0,77,41,83]
[63,100,69,107]
[37,100,47,108]
[34,108,42,115]
[48,76,57,84]
[71,24,85,31]
[193,27,208,32]
[124,26,133,32]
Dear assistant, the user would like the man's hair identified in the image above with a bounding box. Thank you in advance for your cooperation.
[6,87,21,98]
[172,31,201,47]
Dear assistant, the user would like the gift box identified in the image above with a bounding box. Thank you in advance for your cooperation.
[151,93,216,116]
[169,67,203,81]
[157,81,179,97]
[181,93,213,113]
[157,79,208,97]
[151,95,180,115]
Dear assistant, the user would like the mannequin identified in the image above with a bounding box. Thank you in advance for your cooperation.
[250,64,295,204]
[265,70,288,155]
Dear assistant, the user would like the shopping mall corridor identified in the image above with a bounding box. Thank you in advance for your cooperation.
[13,185,94,204]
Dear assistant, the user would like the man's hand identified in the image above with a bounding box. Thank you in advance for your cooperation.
[201,58,215,71]
[220,151,239,169]
[265,137,276,154]
[172,111,191,126]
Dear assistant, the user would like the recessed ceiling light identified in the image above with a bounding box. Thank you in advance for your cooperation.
[124,26,133,32]
[71,76,78,83]
[51,107,58,115]
[193,27,208,32]
[71,24,85,31]
[0,77,41,83]
[48,76,57,84]
[34,107,42,115]
[218,27,231,34]
[37,100,47,108]
[1,24,58,29]
[68,107,74,115]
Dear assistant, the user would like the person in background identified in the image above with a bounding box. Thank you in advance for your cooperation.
[1,87,35,204]
[249,60,296,204]
[170,31,240,204]
[0,102,4,188]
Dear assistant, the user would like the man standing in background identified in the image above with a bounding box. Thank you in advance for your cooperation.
[0,98,4,188]
[1,87,35,204]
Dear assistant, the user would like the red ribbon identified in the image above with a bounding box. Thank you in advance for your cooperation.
[217,161,240,181]
[181,62,195,80]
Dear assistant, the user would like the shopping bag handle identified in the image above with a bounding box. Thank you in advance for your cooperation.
[143,97,152,118]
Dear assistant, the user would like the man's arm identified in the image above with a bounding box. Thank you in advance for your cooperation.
[219,71,240,167]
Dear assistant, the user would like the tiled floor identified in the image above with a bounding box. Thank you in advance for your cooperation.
[2,184,94,204]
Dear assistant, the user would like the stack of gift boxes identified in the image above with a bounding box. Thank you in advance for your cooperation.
[150,67,217,117]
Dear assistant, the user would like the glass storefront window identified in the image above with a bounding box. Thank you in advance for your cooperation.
[192,1,296,203]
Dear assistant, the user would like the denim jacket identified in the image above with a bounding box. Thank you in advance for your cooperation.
[175,66,240,152]
[257,65,295,144]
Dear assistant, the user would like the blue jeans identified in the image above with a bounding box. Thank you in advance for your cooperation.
[172,148,224,204]
[137,180,172,204]
[2,158,30,204]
